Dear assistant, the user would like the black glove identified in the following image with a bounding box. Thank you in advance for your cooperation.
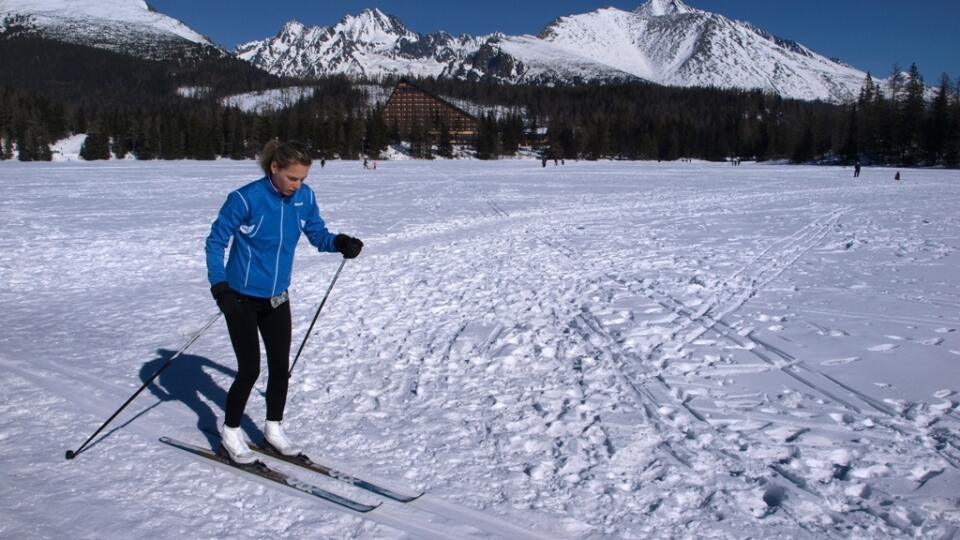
[334,234,364,259]
[211,282,241,316]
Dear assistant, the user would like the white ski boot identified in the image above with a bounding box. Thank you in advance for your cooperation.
[220,425,257,464]
[264,420,302,456]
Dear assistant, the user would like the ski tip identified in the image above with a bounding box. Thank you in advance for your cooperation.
[363,502,384,513]
[396,491,426,503]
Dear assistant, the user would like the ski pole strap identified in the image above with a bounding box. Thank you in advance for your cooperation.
[289,258,347,378]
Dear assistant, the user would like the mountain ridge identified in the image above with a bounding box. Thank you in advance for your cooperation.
[0,0,222,58]
[0,0,877,102]
[236,1,870,102]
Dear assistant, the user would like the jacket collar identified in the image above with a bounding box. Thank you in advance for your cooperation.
[261,175,285,199]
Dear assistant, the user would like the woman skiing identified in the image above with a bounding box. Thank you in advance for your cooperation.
[205,140,363,463]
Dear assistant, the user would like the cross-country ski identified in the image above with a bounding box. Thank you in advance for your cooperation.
[250,443,424,503]
[159,437,381,513]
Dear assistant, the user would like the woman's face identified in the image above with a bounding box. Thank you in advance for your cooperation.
[270,162,310,197]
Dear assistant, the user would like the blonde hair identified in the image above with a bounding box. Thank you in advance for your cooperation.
[259,140,313,175]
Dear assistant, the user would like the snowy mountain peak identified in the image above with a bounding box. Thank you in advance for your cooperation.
[635,0,695,17]
[334,8,409,41]
[234,9,484,80]
[0,0,218,58]
[280,19,306,34]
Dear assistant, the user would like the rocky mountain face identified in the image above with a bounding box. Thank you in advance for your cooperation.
[235,9,485,80]
[236,0,870,102]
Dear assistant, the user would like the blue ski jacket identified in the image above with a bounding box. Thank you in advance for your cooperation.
[205,176,339,298]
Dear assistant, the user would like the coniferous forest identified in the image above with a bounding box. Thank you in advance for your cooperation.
[1,35,958,166]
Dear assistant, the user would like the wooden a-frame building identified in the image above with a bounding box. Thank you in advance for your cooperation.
[381,80,479,142]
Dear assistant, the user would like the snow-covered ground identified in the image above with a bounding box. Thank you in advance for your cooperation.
[0,160,958,539]
[220,86,318,114]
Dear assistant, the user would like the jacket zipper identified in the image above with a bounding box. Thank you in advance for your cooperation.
[272,198,284,296]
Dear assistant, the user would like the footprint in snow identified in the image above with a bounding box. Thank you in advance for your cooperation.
[821,356,861,366]
[868,343,900,352]
[829,412,856,425]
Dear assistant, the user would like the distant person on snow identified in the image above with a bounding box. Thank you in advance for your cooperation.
[854,161,861,178]
[205,140,364,464]
[895,171,901,181]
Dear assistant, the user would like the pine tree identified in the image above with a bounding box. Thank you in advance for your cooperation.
[584,118,610,160]
[500,114,523,156]
[792,122,815,163]
[474,113,499,160]
[840,104,859,163]
[856,73,878,162]
[189,111,217,160]
[133,115,158,160]
[547,121,576,160]
[80,131,110,160]
[901,63,926,164]
[926,74,952,164]
[870,78,893,163]
[437,122,454,159]
[658,125,680,161]
[158,112,186,160]
[945,78,960,167]
[21,125,52,161]
[363,109,388,159]
[110,112,132,160]
[888,63,906,100]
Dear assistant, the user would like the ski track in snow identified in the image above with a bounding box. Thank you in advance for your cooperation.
[1,160,959,539]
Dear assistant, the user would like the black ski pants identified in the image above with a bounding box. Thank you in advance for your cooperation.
[223,294,291,428]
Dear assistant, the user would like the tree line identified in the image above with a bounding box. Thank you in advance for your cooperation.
[410,67,960,166]
[1,34,957,167]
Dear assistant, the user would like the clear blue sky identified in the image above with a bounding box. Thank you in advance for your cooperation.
[149,0,959,83]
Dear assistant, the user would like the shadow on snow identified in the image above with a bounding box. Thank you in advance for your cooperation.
[139,349,261,449]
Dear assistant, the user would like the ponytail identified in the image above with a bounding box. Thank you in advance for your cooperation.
[259,140,313,175]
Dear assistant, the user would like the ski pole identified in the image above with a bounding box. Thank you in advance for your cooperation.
[289,258,347,378]
[65,312,222,460]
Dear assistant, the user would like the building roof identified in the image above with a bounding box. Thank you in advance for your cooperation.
[384,79,479,122]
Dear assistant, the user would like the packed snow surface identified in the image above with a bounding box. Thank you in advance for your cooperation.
[1,160,959,538]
